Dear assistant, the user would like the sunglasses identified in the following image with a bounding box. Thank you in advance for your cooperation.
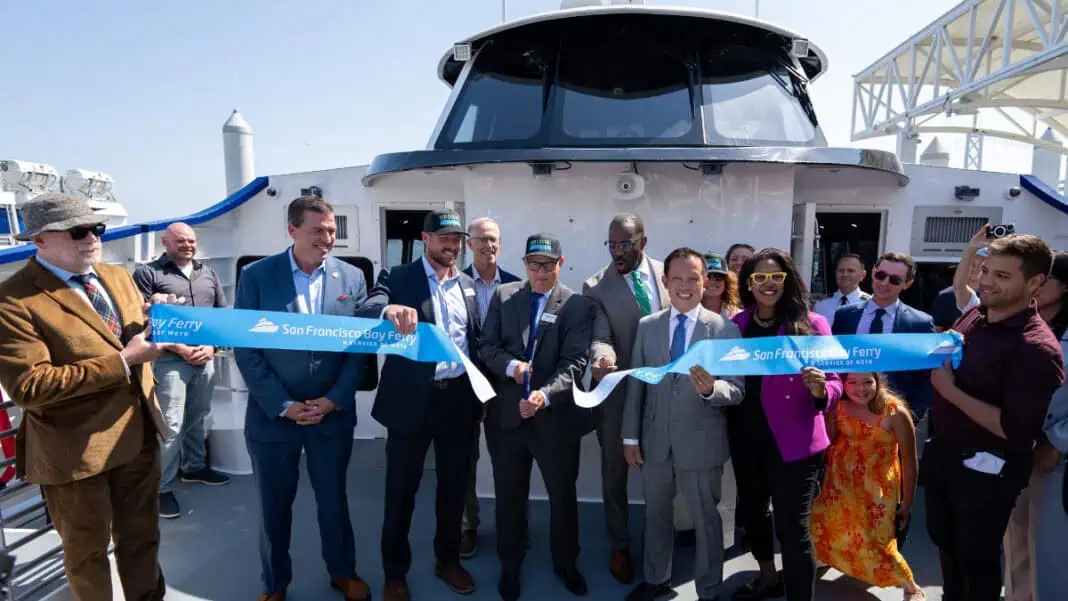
[707,272,726,282]
[873,270,905,286]
[748,272,787,285]
[68,223,106,240]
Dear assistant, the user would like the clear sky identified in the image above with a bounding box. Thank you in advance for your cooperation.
[0,0,1038,222]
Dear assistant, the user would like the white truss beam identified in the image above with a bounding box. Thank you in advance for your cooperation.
[851,0,1068,155]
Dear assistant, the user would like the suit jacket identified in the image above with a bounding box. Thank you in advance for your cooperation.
[831,300,936,413]
[0,258,166,485]
[356,258,481,433]
[732,309,843,462]
[462,264,521,285]
[622,307,744,471]
[583,257,669,405]
[233,251,367,442]
[479,281,594,438]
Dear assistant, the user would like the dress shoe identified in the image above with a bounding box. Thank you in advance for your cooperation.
[675,528,696,547]
[731,575,784,600]
[435,560,475,594]
[331,576,371,601]
[159,492,180,519]
[609,549,634,584]
[383,579,410,601]
[257,593,285,601]
[553,566,588,596]
[625,581,672,601]
[498,572,521,601]
[460,530,478,559]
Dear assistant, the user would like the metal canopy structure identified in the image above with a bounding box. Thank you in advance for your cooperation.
[851,0,1068,166]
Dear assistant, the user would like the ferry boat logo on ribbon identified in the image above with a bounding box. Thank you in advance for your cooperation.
[249,318,280,334]
[720,346,751,362]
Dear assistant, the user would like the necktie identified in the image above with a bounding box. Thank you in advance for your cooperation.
[670,314,687,361]
[840,295,849,306]
[70,274,122,340]
[525,292,544,360]
[869,308,886,334]
[631,271,652,315]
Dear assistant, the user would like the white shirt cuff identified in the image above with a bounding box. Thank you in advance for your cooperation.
[623,438,640,446]
[506,359,519,378]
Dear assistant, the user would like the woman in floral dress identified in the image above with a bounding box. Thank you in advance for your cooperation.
[810,372,924,601]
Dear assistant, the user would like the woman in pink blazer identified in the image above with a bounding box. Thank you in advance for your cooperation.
[728,248,842,601]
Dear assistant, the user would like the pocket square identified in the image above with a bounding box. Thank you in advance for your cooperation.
[337,294,351,301]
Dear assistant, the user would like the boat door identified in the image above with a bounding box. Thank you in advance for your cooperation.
[791,203,818,292]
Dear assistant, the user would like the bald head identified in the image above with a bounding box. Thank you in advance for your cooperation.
[161,222,197,265]
[609,213,644,237]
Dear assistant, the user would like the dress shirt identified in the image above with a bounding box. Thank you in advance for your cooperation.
[471,265,502,326]
[288,247,325,315]
[421,256,470,380]
[623,304,705,446]
[625,255,662,313]
[856,299,899,334]
[813,287,868,326]
[507,286,555,404]
[36,256,128,376]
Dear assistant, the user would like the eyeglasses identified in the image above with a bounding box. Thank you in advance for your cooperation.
[68,223,106,240]
[707,272,726,282]
[471,236,499,246]
[873,270,905,286]
[604,239,640,252]
[525,260,557,272]
[748,272,787,285]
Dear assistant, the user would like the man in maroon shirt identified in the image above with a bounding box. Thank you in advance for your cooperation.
[925,234,1065,601]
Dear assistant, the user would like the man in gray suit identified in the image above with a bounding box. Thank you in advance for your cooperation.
[480,233,594,601]
[622,247,744,601]
[583,213,682,583]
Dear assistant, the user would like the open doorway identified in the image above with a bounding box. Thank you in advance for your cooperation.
[382,210,431,269]
[812,211,883,299]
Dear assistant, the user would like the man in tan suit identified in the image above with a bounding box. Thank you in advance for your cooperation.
[0,192,170,601]
[583,213,690,583]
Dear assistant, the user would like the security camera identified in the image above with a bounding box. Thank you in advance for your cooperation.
[1005,186,1022,200]
[612,173,645,200]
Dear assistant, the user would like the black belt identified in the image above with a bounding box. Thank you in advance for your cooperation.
[430,376,467,390]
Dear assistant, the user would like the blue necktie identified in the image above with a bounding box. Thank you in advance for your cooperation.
[525,292,544,361]
[670,314,687,361]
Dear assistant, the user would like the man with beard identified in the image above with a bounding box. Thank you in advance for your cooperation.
[460,217,520,558]
[0,192,170,601]
[583,214,681,583]
[925,234,1064,601]
[480,233,594,601]
[812,253,870,326]
[358,209,483,601]
[133,222,231,520]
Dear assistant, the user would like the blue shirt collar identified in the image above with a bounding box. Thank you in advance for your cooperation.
[36,255,96,284]
[288,247,326,277]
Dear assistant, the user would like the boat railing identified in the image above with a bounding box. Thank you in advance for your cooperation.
[0,396,69,601]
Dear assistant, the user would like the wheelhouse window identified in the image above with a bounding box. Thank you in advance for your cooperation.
[551,33,697,145]
[700,47,819,146]
[439,41,548,147]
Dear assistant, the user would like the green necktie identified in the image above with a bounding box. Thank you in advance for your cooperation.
[631,271,652,315]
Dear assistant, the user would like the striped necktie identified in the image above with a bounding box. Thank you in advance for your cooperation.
[70,274,123,340]
[631,271,652,315]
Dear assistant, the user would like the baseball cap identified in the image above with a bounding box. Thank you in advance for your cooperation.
[704,253,728,275]
[423,209,467,236]
[524,233,561,260]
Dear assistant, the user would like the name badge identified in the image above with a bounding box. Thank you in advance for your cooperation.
[463,288,476,297]
[540,313,557,324]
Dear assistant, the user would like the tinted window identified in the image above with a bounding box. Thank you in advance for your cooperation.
[552,36,695,145]
[439,42,548,147]
[700,49,817,145]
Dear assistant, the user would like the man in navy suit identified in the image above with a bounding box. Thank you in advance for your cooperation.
[459,217,520,558]
[233,195,370,601]
[357,209,483,601]
[832,251,936,418]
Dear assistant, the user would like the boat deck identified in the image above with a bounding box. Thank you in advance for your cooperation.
[36,439,961,601]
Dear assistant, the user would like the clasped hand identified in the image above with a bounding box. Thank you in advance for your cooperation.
[519,390,545,419]
[285,397,336,426]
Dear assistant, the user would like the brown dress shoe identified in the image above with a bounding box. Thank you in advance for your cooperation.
[384,579,410,601]
[257,593,285,601]
[610,549,635,584]
[332,576,371,601]
[435,560,476,594]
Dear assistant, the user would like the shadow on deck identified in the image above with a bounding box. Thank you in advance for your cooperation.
[38,439,956,601]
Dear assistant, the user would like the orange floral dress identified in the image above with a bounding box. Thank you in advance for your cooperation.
[810,409,914,587]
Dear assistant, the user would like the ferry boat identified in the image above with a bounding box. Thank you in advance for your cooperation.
[0,1,1066,599]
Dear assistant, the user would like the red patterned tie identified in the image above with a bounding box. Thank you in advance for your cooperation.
[70,274,123,340]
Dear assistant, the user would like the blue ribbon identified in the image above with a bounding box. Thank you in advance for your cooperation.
[574,332,964,408]
[146,304,499,401]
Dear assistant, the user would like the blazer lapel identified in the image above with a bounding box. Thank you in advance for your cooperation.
[457,275,479,337]
[649,257,670,308]
[275,252,301,314]
[517,284,532,349]
[606,267,642,322]
[532,285,563,355]
[656,310,673,365]
[30,261,123,350]
[320,257,342,315]
[414,261,435,324]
